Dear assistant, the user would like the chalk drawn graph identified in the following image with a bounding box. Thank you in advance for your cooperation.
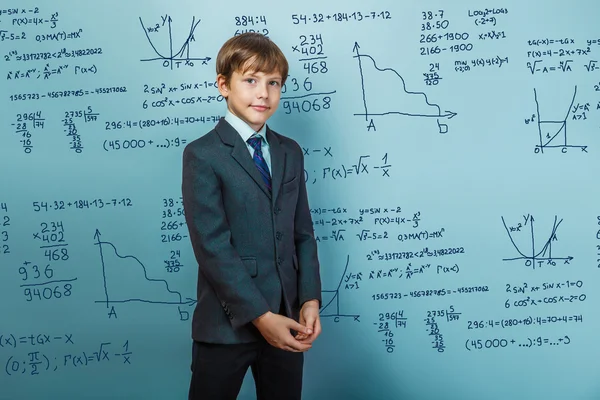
[352,42,457,133]
[94,229,196,320]
[501,215,574,268]
[530,85,589,153]
[139,15,211,69]
[320,255,360,322]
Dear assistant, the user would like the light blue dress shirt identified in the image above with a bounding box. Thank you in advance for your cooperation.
[225,110,272,172]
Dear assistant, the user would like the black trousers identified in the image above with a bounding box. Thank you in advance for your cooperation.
[188,338,304,400]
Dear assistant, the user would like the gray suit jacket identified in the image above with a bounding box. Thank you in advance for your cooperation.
[182,118,322,344]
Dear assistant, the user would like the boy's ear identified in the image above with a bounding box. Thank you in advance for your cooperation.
[216,74,229,98]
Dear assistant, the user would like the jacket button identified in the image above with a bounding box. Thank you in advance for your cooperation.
[276,232,282,240]
[277,257,282,265]
[274,207,281,215]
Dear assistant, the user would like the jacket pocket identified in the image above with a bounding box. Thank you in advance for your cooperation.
[282,176,298,193]
[240,256,258,277]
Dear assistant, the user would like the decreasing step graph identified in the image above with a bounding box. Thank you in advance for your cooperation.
[94,229,196,308]
[501,215,573,268]
[352,42,457,133]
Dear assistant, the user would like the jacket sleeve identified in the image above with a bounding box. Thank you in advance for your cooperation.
[182,144,271,329]
[292,144,322,307]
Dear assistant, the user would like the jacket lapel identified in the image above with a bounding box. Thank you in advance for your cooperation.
[267,127,285,202]
[216,118,272,200]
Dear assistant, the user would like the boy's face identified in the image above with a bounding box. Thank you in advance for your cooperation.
[217,67,283,132]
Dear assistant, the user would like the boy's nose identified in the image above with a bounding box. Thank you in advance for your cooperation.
[256,84,268,98]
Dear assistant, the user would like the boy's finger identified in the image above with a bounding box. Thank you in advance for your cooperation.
[297,334,316,345]
[287,339,312,352]
[304,315,316,331]
[290,319,312,335]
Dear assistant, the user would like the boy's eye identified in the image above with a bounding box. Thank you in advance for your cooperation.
[245,78,256,84]
[269,81,281,86]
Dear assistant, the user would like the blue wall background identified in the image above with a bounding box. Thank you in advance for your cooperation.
[1,1,599,399]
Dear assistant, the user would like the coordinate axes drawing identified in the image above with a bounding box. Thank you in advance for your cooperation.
[501,215,574,268]
[139,14,211,69]
[532,85,588,153]
[320,255,360,322]
[352,42,457,133]
[94,229,196,320]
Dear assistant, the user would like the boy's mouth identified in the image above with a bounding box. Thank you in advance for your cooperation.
[251,105,269,111]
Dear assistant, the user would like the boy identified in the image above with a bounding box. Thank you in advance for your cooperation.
[182,32,322,400]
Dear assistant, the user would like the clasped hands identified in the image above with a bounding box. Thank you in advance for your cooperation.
[252,299,321,352]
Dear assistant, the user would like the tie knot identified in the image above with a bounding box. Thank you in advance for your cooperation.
[247,135,262,151]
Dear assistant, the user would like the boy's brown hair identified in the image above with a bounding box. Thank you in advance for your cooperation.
[216,33,289,86]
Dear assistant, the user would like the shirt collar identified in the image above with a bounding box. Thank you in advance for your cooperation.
[225,109,268,144]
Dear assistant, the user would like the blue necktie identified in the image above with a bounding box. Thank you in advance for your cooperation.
[247,135,271,191]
